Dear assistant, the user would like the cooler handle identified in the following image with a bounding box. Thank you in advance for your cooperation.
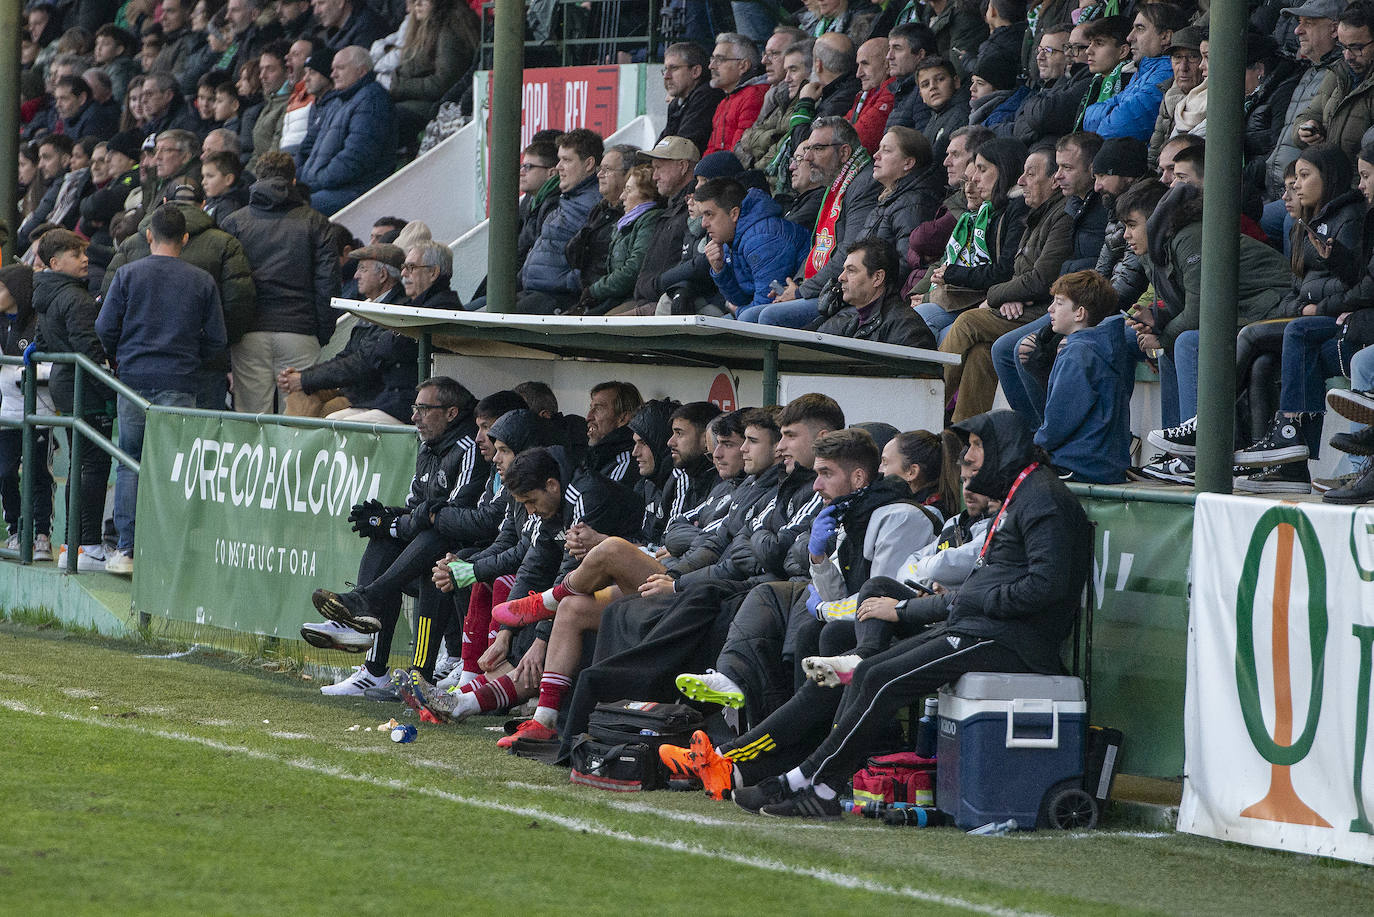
[1005,698,1060,749]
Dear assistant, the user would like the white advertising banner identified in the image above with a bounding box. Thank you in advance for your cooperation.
[1180,493,1374,865]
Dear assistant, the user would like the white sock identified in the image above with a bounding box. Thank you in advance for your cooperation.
[784,767,811,793]
[451,691,480,719]
[457,668,478,688]
[538,589,559,611]
[811,782,837,800]
[532,705,558,727]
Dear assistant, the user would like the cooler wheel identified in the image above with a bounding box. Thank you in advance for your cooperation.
[1043,784,1099,830]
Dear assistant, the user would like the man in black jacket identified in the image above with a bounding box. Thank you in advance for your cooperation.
[221,151,340,413]
[311,377,489,695]
[885,22,938,131]
[277,242,412,423]
[817,237,935,347]
[623,136,701,312]
[665,410,1092,817]
[659,42,724,156]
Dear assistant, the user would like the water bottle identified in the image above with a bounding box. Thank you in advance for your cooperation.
[914,696,939,758]
[882,806,936,827]
[968,819,1018,836]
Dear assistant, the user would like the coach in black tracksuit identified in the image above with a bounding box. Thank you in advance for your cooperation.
[742,410,1091,815]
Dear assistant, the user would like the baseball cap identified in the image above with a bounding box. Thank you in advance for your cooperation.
[638,135,701,163]
[1282,0,1343,20]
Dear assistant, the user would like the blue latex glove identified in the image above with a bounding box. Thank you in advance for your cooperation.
[805,583,822,619]
[807,504,838,555]
[22,340,37,367]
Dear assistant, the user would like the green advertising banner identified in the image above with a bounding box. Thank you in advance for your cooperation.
[131,410,417,636]
[1081,496,1193,779]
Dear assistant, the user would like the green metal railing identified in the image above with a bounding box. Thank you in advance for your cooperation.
[0,352,415,573]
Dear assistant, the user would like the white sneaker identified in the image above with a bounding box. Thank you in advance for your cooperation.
[320,666,388,696]
[299,620,375,653]
[105,550,133,575]
[58,543,108,572]
[434,666,465,692]
[802,654,863,687]
[33,534,52,561]
[5,534,18,551]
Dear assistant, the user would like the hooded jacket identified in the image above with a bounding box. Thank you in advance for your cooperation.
[941,411,1091,672]
[1035,315,1134,483]
[627,399,679,545]
[1266,47,1345,199]
[810,475,938,604]
[581,423,638,484]
[102,202,257,348]
[469,411,567,583]
[710,188,810,309]
[220,177,340,343]
[520,174,602,295]
[33,269,112,414]
[1299,62,1374,163]
[390,388,485,543]
[1083,54,1173,141]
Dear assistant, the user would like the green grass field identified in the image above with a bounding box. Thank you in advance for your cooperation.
[3,621,1372,916]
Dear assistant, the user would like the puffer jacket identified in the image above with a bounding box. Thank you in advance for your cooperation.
[1266,48,1345,199]
[710,188,810,309]
[864,165,947,278]
[924,1,987,68]
[666,461,782,585]
[390,390,483,542]
[966,22,1026,80]
[220,177,340,343]
[102,202,256,348]
[885,72,931,132]
[938,410,1091,673]
[986,190,1074,310]
[248,89,290,172]
[33,270,112,414]
[1084,55,1173,141]
[661,471,743,559]
[565,198,622,294]
[1299,64,1374,162]
[707,75,770,155]
[1147,78,1184,167]
[1062,192,1109,273]
[296,72,397,203]
[390,18,476,106]
[581,423,638,484]
[519,174,601,295]
[846,81,896,152]
[1004,66,1091,145]
[587,205,662,311]
[1281,189,1366,317]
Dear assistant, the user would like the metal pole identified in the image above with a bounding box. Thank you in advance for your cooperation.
[418,331,432,383]
[0,0,20,264]
[486,0,524,313]
[20,363,35,564]
[65,367,83,573]
[1194,0,1244,494]
[762,342,779,406]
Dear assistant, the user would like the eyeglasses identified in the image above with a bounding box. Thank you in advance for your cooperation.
[709,55,744,64]
[798,142,843,159]
[1339,40,1374,54]
[1036,45,1066,57]
[401,262,434,272]
[597,164,628,174]
[411,403,451,413]
[1065,43,1089,55]
[519,162,551,172]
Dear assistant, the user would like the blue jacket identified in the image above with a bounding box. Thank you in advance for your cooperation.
[519,175,602,294]
[297,73,397,201]
[96,255,228,393]
[709,189,809,309]
[1083,55,1173,141]
[1034,314,1133,483]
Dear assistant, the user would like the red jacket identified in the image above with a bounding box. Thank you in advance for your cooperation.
[846,80,896,153]
[705,78,770,155]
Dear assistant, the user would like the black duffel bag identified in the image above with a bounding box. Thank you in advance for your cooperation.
[568,700,703,792]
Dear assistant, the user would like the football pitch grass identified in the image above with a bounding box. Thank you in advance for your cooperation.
[4,622,1373,916]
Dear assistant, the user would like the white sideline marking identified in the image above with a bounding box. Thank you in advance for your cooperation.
[502,780,837,831]
[1,697,1049,917]
[137,644,204,660]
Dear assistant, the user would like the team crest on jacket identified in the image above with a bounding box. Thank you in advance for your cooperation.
[436,470,448,489]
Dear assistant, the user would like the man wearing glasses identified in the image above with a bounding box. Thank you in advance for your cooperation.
[310,376,489,696]
[276,242,411,422]
[659,41,725,156]
[705,32,769,154]
[1295,1,1374,162]
[995,21,1085,146]
[516,139,559,267]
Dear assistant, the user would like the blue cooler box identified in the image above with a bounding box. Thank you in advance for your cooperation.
[935,672,1086,830]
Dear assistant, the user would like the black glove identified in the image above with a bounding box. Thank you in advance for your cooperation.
[350,500,397,538]
[409,498,443,531]
[347,498,382,528]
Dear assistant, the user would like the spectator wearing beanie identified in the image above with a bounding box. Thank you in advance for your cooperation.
[969,53,1028,128]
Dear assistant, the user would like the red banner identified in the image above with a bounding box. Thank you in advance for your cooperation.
[487,66,621,148]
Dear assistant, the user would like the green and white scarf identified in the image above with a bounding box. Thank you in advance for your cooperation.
[942,201,994,268]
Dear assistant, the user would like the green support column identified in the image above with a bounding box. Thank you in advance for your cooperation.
[418,331,432,383]
[0,0,21,262]
[762,342,780,406]
[485,0,523,313]
[1194,0,1244,494]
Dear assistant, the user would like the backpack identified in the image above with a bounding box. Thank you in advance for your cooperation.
[568,700,704,792]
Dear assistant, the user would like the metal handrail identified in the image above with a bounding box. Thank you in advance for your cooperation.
[0,352,414,572]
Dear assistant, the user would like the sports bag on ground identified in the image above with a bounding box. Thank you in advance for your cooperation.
[568,700,704,792]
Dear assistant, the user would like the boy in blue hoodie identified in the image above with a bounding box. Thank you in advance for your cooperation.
[1034,269,1133,482]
